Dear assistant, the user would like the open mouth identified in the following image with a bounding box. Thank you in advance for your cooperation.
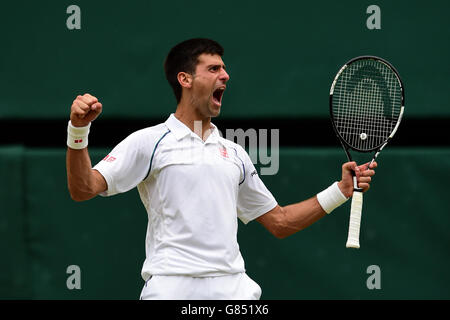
[212,87,225,106]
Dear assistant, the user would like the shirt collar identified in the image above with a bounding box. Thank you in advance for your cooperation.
[165,113,220,143]
[206,122,220,144]
[165,114,191,140]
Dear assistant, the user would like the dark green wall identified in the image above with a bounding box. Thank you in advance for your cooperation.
[1,147,449,299]
[0,0,449,119]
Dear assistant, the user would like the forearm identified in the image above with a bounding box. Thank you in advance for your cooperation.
[274,166,375,238]
[271,197,327,239]
[258,183,349,239]
[282,196,327,233]
[66,147,105,201]
[257,197,326,239]
[258,163,376,240]
[66,93,106,201]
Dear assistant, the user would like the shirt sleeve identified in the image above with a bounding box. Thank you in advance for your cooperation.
[93,130,152,197]
[236,146,278,224]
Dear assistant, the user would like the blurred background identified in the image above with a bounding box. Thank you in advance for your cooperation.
[1,0,449,299]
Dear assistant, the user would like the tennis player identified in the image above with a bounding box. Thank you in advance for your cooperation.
[66,38,376,300]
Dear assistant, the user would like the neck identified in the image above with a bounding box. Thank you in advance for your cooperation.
[174,101,213,141]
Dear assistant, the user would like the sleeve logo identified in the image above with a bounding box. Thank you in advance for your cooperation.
[102,155,116,163]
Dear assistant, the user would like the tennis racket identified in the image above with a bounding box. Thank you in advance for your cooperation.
[329,56,405,249]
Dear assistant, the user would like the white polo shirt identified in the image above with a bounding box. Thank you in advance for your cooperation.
[93,114,277,279]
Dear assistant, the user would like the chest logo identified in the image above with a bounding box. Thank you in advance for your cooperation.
[219,146,229,158]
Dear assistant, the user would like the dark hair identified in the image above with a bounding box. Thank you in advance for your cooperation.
[164,38,224,103]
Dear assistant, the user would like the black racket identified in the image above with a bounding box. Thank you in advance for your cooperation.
[329,56,405,248]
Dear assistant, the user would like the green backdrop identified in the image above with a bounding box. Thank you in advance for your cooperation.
[1,0,449,300]
[0,0,449,119]
[1,146,449,299]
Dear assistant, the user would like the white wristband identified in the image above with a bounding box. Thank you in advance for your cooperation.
[317,181,349,214]
[67,121,91,149]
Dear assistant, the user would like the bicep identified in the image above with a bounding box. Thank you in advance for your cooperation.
[92,169,108,195]
[256,205,285,238]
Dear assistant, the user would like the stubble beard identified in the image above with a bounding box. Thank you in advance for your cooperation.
[189,93,220,119]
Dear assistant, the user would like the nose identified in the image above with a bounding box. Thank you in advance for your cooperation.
[220,68,230,82]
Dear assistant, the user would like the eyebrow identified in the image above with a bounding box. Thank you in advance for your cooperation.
[207,63,226,69]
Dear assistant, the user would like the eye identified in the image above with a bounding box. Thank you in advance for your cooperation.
[210,66,220,72]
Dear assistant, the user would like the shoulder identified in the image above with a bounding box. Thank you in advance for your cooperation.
[218,134,240,147]
[130,123,170,139]
[113,123,171,158]
[123,123,171,145]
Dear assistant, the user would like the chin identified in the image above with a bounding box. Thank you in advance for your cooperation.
[211,109,221,118]
[208,105,221,118]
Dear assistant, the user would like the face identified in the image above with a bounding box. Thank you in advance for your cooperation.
[189,53,230,118]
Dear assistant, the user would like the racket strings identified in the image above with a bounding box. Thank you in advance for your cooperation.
[332,59,402,151]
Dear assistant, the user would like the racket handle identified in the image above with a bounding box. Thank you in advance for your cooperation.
[346,190,363,249]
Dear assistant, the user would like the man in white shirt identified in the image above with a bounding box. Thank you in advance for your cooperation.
[66,38,376,300]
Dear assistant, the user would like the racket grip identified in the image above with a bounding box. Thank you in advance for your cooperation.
[346,190,363,249]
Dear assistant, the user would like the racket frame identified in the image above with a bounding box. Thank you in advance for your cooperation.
[329,55,405,154]
[328,55,405,248]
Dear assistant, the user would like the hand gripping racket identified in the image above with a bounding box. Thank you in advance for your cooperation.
[329,56,405,248]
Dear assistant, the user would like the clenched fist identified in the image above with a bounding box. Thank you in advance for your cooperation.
[70,93,103,127]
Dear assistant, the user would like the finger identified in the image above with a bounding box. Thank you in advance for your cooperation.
[343,161,358,173]
[73,100,90,113]
[72,107,86,119]
[354,163,361,178]
[342,161,362,180]
[91,102,102,112]
[72,101,92,120]
[360,183,370,192]
[352,162,364,179]
[78,93,98,106]
[361,169,376,177]
[359,161,376,170]
[358,176,372,184]
[82,93,98,103]
[358,162,370,171]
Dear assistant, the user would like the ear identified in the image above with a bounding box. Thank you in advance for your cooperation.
[177,72,193,89]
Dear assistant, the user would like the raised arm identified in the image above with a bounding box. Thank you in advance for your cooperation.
[66,93,107,202]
